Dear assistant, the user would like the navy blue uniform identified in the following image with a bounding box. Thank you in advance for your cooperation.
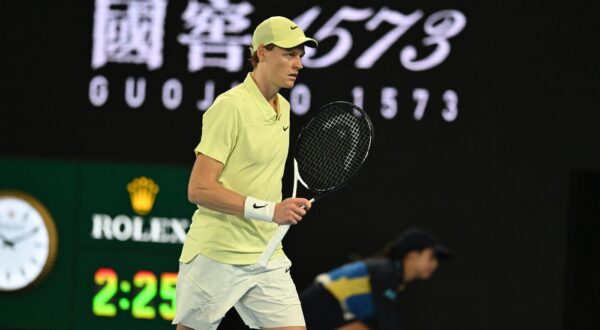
[300,258,405,330]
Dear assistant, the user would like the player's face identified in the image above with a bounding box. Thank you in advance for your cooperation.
[414,248,439,280]
[264,45,305,89]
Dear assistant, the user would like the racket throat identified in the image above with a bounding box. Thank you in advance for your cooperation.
[292,159,309,198]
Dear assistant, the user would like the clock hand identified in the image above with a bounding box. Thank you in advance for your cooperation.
[0,232,14,248]
[10,226,40,245]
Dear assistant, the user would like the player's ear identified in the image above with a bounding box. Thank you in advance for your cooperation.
[257,45,267,62]
[406,250,420,259]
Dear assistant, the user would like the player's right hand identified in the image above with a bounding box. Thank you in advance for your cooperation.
[273,198,311,225]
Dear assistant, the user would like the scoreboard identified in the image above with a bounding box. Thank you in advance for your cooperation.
[0,158,193,329]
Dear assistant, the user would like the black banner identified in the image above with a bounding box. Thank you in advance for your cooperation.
[1,1,599,329]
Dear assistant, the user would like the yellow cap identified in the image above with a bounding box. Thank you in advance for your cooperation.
[251,16,318,53]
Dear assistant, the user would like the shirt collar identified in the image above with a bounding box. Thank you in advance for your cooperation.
[243,73,280,122]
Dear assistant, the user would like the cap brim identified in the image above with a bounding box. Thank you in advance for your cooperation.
[434,244,452,260]
[273,36,318,49]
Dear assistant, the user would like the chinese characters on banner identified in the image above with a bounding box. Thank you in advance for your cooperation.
[89,0,466,121]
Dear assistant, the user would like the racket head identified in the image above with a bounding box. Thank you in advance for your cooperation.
[294,101,374,195]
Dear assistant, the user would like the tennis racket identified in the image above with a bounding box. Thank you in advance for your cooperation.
[257,101,374,267]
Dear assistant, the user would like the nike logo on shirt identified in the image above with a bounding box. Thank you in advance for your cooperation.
[283,126,289,131]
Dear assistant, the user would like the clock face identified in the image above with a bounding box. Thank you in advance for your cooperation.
[0,192,58,292]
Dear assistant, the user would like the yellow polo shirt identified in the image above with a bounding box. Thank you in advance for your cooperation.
[179,73,290,265]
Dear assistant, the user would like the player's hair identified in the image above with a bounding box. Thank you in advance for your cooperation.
[347,239,404,262]
[372,239,429,261]
[249,44,276,69]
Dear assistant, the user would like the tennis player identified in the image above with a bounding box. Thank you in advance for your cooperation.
[172,16,318,330]
[300,228,451,330]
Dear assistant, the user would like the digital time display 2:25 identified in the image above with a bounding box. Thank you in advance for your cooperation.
[93,268,177,320]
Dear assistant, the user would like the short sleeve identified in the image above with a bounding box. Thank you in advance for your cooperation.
[195,97,239,165]
[367,260,404,330]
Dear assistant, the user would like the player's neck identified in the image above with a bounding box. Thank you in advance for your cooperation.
[250,70,280,109]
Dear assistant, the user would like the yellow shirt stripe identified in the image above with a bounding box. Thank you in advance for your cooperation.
[324,277,372,302]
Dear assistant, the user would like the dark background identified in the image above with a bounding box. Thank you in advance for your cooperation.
[1,0,599,329]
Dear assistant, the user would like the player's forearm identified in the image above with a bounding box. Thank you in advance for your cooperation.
[188,181,245,217]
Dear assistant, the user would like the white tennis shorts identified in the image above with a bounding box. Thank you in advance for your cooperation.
[172,253,305,329]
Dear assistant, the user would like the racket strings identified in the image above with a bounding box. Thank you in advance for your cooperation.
[296,103,373,192]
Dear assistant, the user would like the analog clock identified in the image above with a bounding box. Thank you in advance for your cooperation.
[0,191,58,292]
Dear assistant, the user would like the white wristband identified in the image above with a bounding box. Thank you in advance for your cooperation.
[244,196,275,222]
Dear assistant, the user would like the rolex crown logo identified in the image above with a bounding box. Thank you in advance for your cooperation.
[127,177,159,215]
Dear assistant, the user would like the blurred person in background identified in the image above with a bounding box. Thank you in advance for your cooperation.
[300,227,451,330]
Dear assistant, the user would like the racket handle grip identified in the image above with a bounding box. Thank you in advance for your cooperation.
[257,224,290,267]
